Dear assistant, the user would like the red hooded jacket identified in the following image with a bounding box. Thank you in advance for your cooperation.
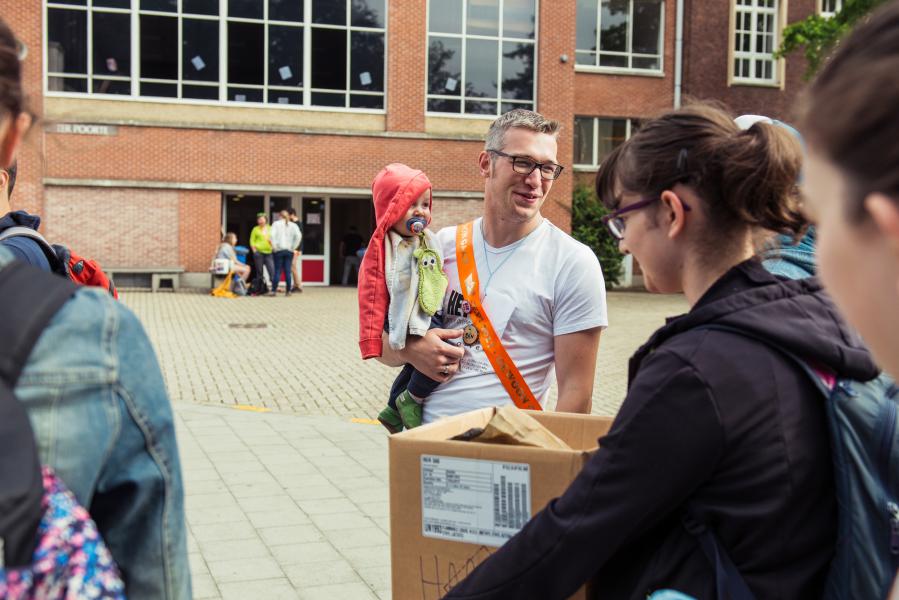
[358,163,433,359]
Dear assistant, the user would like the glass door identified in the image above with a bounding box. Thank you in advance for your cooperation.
[299,197,329,285]
[270,196,293,222]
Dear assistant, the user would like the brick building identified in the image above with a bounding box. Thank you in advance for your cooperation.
[3,0,833,287]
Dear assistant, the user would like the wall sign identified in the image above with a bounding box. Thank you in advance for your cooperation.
[49,123,118,136]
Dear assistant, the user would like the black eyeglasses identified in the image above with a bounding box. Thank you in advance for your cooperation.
[487,149,564,181]
[601,196,692,241]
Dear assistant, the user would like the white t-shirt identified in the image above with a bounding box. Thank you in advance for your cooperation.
[423,217,608,423]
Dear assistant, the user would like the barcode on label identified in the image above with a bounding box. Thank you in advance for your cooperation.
[421,455,531,547]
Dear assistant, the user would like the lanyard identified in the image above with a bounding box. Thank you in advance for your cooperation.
[457,221,541,411]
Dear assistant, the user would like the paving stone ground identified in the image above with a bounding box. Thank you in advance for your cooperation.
[121,287,687,599]
[123,286,687,418]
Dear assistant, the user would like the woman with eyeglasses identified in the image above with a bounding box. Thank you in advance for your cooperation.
[445,102,878,599]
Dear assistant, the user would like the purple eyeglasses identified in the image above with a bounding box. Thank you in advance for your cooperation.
[601,196,692,241]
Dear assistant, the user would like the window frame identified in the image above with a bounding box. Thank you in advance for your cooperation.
[572,116,637,171]
[818,0,842,18]
[728,0,786,88]
[424,0,540,119]
[42,0,389,113]
[574,0,666,77]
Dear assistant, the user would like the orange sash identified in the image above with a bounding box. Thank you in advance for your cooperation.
[456,221,541,411]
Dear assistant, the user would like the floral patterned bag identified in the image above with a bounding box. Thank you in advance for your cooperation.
[0,467,125,599]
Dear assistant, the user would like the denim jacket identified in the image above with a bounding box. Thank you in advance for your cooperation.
[0,247,191,599]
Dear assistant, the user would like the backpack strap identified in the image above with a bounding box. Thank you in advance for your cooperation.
[0,260,77,567]
[0,260,79,386]
[0,225,66,275]
[682,508,757,600]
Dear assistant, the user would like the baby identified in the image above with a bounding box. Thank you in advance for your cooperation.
[357,163,448,432]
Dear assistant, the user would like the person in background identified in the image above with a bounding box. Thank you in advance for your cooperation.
[249,212,274,294]
[340,225,364,286]
[288,207,303,293]
[270,209,301,296]
[216,232,250,282]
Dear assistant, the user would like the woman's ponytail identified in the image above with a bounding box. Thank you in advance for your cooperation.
[598,103,806,243]
[717,122,806,239]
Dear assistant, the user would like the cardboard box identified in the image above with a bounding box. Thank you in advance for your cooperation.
[389,407,613,599]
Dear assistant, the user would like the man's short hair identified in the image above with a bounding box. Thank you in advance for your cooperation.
[3,160,16,196]
[287,207,297,217]
[485,109,561,152]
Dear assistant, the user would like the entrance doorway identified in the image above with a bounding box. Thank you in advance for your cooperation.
[222,192,330,285]
[224,194,264,248]
[330,197,374,285]
[221,193,372,285]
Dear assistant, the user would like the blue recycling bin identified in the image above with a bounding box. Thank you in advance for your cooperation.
[234,245,249,265]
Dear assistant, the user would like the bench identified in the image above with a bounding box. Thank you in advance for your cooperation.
[105,267,185,293]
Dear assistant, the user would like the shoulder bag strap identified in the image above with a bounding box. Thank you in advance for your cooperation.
[0,260,77,567]
[456,221,541,410]
[0,226,65,273]
[0,260,79,386]
[682,507,757,600]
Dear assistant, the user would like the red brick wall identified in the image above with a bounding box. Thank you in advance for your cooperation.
[178,190,222,272]
[4,0,45,220]
[536,0,576,230]
[573,0,677,119]
[683,0,814,121]
[431,198,483,232]
[43,127,487,193]
[386,0,426,132]
[43,186,179,267]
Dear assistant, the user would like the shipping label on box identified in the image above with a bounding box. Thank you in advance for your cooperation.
[421,454,531,547]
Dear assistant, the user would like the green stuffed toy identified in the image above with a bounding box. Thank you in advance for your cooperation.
[414,235,448,316]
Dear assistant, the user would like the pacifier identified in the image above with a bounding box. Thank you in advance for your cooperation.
[406,216,427,234]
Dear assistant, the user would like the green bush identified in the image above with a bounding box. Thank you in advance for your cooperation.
[570,183,624,289]
[777,0,889,78]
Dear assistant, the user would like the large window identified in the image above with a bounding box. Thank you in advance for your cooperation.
[732,0,779,85]
[576,0,663,72]
[573,116,638,168]
[47,1,130,94]
[45,0,386,109]
[819,0,842,18]
[427,0,537,116]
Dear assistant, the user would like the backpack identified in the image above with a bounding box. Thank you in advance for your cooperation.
[0,226,118,299]
[0,260,125,598]
[684,324,899,600]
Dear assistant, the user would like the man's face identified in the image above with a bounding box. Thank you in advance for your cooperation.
[802,148,899,375]
[481,128,558,224]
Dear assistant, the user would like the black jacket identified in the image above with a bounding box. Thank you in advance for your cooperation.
[446,260,879,600]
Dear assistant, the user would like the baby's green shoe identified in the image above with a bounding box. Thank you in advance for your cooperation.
[396,390,423,429]
[377,406,403,434]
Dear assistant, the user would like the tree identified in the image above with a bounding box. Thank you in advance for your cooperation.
[570,184,624,289]
[777,0,889,77]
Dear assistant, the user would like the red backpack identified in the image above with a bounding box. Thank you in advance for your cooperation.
[0,226,118,298]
